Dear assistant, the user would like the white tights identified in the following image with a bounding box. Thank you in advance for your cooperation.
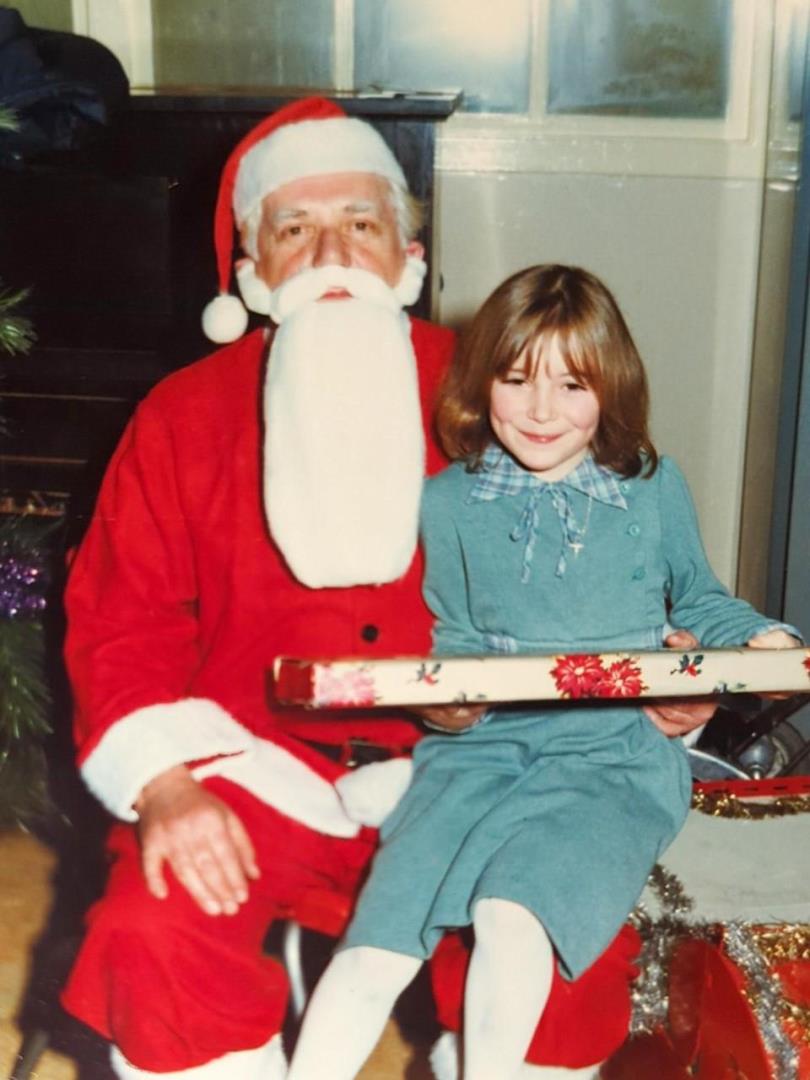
[285,898,555,1080]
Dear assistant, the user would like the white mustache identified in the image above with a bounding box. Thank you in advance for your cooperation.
[268,265,401,324]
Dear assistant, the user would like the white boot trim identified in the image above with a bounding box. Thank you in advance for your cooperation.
[110,1033,286,1079]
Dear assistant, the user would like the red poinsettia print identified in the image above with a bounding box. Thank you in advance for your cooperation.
[551,654,608,698]
[594,658,647,698]
[314,666,377,708]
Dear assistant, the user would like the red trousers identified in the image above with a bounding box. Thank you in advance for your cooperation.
[62,777,639,1073]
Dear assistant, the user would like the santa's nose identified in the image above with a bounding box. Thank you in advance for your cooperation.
[313,226,350,267]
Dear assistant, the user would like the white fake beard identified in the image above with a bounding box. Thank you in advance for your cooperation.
[263,266,425,589]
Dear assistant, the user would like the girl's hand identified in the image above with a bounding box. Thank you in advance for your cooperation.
[644,627,717,737]
[746,631,802,698]
[747,629,802,649]
[414,704,488,733]
[642,697,717,737]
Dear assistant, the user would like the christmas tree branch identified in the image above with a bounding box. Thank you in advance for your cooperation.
[0,283,36,356]
[0,106,18,132]
[0,107,36,356]
[0,517,55,825]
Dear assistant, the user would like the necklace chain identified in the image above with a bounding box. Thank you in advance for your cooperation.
[567,494,593,556]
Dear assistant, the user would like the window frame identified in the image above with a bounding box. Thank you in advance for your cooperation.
[80,0,793,181]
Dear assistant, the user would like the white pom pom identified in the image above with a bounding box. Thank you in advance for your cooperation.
[202,294,249,343]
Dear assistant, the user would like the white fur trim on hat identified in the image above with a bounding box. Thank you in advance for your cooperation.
[110,1034,286,1080]
[234,116,408,225]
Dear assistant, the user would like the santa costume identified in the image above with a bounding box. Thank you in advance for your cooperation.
[60,96,638,1078]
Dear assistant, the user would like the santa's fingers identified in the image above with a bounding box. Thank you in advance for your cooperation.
[226,810,261,881]
[141,841,170,902]
[141,826,246,916]
[167,844,231,916]
[184,827,258,915]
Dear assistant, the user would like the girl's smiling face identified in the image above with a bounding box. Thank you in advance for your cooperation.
[489,333,600,481]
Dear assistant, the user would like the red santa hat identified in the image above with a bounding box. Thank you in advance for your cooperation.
[201,96,410,344]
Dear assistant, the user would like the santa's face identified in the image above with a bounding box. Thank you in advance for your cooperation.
[251,172,422,292]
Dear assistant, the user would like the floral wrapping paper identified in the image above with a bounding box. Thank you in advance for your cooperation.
[273,647,810,710]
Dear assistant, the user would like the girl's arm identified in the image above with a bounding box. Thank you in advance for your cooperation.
[413,480,491,731]
[661,458,801,647]
[420,479,487,656]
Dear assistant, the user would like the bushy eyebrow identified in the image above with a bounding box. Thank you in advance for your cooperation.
[270,207,308,225]
[270,200,381,225]
[343,200,378,216]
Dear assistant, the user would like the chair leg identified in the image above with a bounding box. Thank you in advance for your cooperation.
[9,1028,50,1080]
[282,921,308,1019]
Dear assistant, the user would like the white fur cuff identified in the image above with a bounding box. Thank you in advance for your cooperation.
[80,699,255,821]
[81,697,362,837]
[193,739,360,838]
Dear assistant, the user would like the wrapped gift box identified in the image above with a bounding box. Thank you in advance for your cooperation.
[274,648,810,1073]
[273,647,810,710]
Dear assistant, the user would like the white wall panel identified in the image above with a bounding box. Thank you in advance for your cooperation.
[436,169,763,588]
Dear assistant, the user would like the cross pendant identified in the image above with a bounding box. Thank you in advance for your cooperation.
[569,541,584,556]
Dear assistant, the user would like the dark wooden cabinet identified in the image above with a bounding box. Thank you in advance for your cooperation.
[0,91,458,538]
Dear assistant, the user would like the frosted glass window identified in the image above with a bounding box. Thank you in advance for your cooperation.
[151,0,335,89]
[547,0,732,119]
[354,0,531,113]
[10,0,73,32]
[786,3,808,123]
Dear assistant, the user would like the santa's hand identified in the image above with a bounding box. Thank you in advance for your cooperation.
[336,758,413,827]
[135,765,260,916]
[644,628,717,738]
[414,704,488,733]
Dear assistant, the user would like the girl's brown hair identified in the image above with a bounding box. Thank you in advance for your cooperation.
[436,264,658,478]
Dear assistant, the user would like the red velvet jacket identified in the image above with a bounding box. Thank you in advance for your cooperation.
[65,319,455,822]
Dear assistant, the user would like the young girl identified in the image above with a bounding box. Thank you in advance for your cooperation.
[287,265,800,1080]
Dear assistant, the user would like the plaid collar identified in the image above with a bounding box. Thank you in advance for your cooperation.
[468,444,628,510]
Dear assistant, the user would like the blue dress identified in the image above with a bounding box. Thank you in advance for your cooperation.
[342,450,785,978]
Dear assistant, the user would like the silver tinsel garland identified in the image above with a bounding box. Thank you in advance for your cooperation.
[629,864,805,1079]
[723,922,800,1080]
[628,864,714,1035]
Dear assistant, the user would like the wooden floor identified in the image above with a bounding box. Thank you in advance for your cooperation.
[0,829,76,1079]
[0,828,434,1080]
